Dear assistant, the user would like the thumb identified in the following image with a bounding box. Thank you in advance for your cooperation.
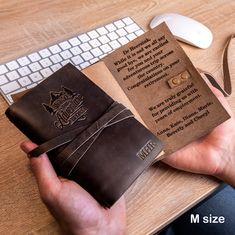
[21,141,61,200]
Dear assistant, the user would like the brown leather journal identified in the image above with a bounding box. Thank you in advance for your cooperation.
[5,63,163,207]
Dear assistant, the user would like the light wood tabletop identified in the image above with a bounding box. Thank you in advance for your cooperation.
[0,0,235,234]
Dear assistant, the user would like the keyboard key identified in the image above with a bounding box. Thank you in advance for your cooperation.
[60,50,73,60]
[97,26,108,35]
[11,87,25,95]
[50,54,63,63]
[18,67,31,76]
[71,55,84,65]
[6,71,20,81]
[116,28,127,37]
[0,65,8,75]
[125,23,140,33]
[80,43,92,52]
[100,44,112,53]
[79,34,90,43]
[59,41,71,50]
[114,20,125,28]
[17,56,30,66]
[6,61,19,70]
[28,52,41,62]
[127,33,137,41]
[80,62,90,69]
[118,37,129,45]
[109,40,121,49]
[88,30,99,39]
[90,57,99,64]
[70,46,82,55]
[89,39,101,48]
[81,51,93,61]
[18,77,32,87]
[107,32,119,40]
[61,60,70,66]
[90,48,103,57]
[135,29,145,36]
[106,23,117,32]
[40,68,53,78]
[99,54,107,59]
[39,49,51,58]
[29,62,42,72]
[30,72,43,82]
[1,81,20,94]
[123,17,134,25]
[40,58,53,68]
[49,45,62,54]
[6,94,13,104]
[0,75,8,85]
[27,83,37,89]
[51,63,62,72]
[98,35,110,44]
[69,37,81,46]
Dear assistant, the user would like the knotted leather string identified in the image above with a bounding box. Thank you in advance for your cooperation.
[199,33,234,97]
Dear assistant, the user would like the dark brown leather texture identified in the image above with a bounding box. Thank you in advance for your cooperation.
[5,63,163,207]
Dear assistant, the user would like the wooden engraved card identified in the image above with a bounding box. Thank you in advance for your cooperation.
[103,23,230,154]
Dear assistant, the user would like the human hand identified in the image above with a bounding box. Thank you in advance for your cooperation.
[162,86,235,187]
[21,141,126,235]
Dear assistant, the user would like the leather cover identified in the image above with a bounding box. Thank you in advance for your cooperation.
[5,63,163,207]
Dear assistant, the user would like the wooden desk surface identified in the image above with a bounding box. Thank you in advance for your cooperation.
[0,0,234,234]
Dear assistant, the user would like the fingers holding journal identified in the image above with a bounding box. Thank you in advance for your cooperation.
[20,141,61,202]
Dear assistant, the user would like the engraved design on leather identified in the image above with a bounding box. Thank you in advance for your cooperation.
[42,86,88,129]
[136,140,158,160]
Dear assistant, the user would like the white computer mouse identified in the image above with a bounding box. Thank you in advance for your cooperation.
[150,13,213,49]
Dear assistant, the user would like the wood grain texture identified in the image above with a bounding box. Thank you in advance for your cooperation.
[0,0,234,234]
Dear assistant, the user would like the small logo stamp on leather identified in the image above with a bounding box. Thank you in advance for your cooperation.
[136,140,157,160]
[42,86,88,129]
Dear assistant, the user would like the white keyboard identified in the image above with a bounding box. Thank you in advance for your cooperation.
[0,17,144,105]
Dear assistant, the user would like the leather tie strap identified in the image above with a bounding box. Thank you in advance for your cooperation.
[29,126,87,157]
[29,102,134,177]
[223,33,234,95]
[199,33,234,97]
[58,107,133,177]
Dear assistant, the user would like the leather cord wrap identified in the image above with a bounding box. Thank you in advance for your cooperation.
[29,102,133,157]
[57,103,133,177]
[29,101,133,176]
